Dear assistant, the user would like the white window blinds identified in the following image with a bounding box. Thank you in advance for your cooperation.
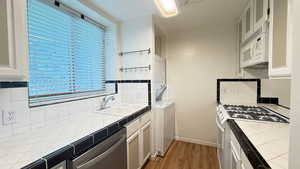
[28,0,106,105]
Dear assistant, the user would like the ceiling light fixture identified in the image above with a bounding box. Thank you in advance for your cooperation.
[154,0,179,18]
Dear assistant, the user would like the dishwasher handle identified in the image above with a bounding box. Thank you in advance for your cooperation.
[76,135,126,169]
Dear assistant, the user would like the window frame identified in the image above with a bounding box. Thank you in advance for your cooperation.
[27,0,114,107]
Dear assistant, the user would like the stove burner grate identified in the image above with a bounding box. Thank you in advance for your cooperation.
[224,105,288,123]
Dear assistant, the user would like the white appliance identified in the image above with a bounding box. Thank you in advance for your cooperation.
[216,105,231,169]
[71,128,127,169]
[154,101,175,156]
[241,32,268,68]
[218,104,289,169]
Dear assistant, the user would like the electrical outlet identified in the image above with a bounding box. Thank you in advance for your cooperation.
[2,110,16,125]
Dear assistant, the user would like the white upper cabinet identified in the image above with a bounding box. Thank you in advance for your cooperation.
[253,0,269,32]
[241,0,269,42]
[268,0,291,78]
[238,0,291,78]
[0,0,28,81]
[242,1,254,41]
[237,20,244,76]
[240,41,253,68]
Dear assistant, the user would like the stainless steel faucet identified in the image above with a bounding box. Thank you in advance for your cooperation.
[98,95,115,111]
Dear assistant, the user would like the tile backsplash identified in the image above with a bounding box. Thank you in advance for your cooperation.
[0,87,117,139]
[220,81,258,105]
[218,79,291,108]
[0,81,151,139]
[118,83,149,105]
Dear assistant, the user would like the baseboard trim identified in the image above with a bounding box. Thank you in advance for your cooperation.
[175,136,217,147]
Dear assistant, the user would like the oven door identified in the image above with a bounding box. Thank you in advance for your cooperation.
[216,117,225,169]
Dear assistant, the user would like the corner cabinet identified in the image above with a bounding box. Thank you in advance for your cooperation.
[0,0,29,81]
[268,0,292,78]
[126,112,152,169]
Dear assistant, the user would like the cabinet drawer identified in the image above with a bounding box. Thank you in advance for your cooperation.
[126,111,151,138]
[141,111,151,125]
[126,118,142,138]
[231,132,241,158]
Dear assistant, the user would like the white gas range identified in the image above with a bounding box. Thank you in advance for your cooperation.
[217,104,289,124]
[215,104,289,169]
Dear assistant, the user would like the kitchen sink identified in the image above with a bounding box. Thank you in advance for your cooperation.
[94,105,139,116]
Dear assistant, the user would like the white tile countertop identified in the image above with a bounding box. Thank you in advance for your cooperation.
[235,118,289,169]
[0,104,148,169]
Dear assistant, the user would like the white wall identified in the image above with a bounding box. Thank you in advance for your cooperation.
[167,26,237,146]
[261,79,291,107]
[119,15,156,106]
[289,0,300,168]
[120,16,154,80]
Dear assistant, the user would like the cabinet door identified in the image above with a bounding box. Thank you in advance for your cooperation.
[140,122,151,165]
[269,0,291,78]
[230,148,241,169]
[127,132,140,169]
[240,43,253,68]
[237,19,244,76]
[253,0,268,32]
[0,0,10,67]
[0,0,28,81]
[242,1,254,41]
[241,163,246,169]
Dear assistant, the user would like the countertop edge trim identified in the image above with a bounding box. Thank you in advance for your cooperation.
[21,105,151,169]
[227,119,272,169]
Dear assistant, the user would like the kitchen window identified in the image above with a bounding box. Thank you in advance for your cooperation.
[27,0,108,106]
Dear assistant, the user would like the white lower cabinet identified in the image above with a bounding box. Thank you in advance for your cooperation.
[141,122,151,164]
[229,128,254,169]
[230,132,241,169]
[126,112,152,169]
[127,132,140,169]
[230,147,240,169]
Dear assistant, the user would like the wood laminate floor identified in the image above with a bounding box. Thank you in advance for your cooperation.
[143,141,219,169]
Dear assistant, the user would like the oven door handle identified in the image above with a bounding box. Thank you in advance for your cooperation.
[216,117,224,132]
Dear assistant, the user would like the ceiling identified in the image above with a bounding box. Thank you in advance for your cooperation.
[89,0,159,21]
[87,0,248,33]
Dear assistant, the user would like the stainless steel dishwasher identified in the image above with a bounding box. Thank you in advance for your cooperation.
[71,128,127,169]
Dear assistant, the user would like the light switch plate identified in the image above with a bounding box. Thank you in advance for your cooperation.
[2,110,16,125]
